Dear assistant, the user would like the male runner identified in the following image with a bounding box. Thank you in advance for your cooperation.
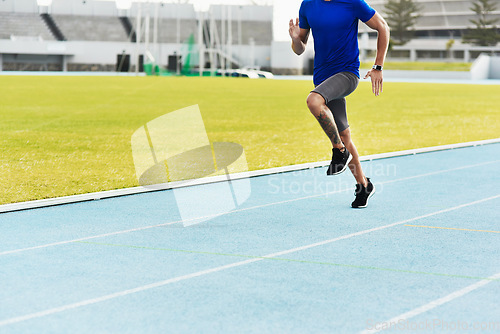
[289,0,390,208]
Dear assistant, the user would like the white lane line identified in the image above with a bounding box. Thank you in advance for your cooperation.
[0,160,498,257]
[0,258,262,328]
[264,194,500,258]
[360,271,500,334]
[379,160,499,186]
[0,190,349,256]
[0,194,498,328]
[0,220,183,256]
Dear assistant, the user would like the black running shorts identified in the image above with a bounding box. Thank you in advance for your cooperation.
[311,71,359,133]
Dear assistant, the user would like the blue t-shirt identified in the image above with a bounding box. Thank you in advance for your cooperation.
[299,0,376,86]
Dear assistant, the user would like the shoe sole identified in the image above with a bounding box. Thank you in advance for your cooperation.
[352,185,376,209]
[327,154,353,176]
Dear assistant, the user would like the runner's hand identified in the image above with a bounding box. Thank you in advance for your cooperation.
[364,69,383,96]
[289,18,301,41]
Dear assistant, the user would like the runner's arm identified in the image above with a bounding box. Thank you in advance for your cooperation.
[289,18,310,56]
[365,12,390,68]
[363,12,390,96]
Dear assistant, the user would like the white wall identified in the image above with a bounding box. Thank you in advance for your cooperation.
[0,39,73,55]
[126,3,196,19]
[471,54,491,80]
[0,0,38,13]
[50,0,118,16]
[0,39,271,70]
[489,56,500,79]
[209,5,272,22]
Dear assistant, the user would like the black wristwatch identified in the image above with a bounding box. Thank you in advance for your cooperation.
[372,65,383,71]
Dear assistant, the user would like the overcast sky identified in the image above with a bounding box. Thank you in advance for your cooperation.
[273,0,303,41]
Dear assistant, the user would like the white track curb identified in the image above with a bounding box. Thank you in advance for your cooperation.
[1,138,499,214]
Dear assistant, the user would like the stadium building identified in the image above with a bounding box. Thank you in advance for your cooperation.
[0,0,499,74]
[359,0,500,63]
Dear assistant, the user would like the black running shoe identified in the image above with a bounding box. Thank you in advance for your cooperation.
[327,147,352,175]
[351,178,375,208]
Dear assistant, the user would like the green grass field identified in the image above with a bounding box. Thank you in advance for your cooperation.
[1,75,499,204]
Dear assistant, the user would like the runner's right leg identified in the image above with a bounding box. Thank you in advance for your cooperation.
[306,93,352,175]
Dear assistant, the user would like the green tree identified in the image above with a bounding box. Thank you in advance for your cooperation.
[462,0,500,46]
[384,0,422,46]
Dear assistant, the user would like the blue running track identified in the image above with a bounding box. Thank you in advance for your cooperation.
[0,143,499,333]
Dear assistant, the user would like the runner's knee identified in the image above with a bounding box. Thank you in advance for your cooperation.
[339,128,351,143]
[306,92,325,112]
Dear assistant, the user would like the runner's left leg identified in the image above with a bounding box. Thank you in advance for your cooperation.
[339,128,367,187]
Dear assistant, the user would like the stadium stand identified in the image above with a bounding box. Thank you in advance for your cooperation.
[40,13,66,41]
[118,16,136,42]
[211,21,273,46]
[51,15,128,42]
[144,18,198,44]
[0,0,497,73]
[0,12,54,41]
[360,0,500,39]
[0,0,274,72]
[243,21,273,45]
